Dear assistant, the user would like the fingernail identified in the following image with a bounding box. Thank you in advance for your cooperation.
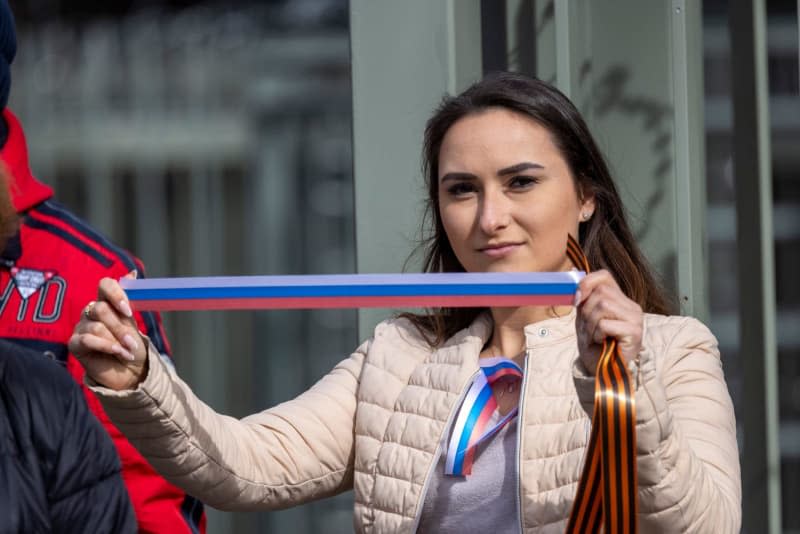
[112,344,136,361]
[119,300,133,318]
[127,269,138,279]
[574,289,582,306]
[123,334,139,352]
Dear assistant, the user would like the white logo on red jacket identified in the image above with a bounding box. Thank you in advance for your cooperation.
[10,267,55,299]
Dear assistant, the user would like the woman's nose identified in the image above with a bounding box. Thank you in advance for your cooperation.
[478,192,511,234]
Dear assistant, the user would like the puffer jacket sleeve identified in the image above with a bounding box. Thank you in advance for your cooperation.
[89,338,367,511]
[49,360,137,533]
[575,315,741,533]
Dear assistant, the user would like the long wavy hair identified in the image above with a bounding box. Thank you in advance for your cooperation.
[401,72,673,346]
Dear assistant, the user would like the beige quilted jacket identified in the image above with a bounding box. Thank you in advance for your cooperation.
[91,310,741,533]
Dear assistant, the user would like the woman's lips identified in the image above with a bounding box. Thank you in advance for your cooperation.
[479,243,521,258]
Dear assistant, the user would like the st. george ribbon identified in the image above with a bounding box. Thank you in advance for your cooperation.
[120,271,584,311]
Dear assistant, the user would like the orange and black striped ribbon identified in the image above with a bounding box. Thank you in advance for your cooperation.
[565,234,638,534]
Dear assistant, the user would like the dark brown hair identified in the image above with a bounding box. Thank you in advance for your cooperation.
[402,72,673,346]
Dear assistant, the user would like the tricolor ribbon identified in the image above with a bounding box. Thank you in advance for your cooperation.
[566,235,639,534]
[120,272,583,311]
[444,357,523,476]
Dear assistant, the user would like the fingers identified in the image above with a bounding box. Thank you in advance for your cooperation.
[98,277,134,319]
[581,289,640,340]
[575,270,618,306]
[69,331,136,362]
[69,275,143,366]
[587,318,639,346]
[73,309,137,358]
[73,295,145,361]
[90,299,143,354]
[575,269,643,364]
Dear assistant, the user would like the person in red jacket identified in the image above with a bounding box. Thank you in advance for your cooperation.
[0,2,206,532]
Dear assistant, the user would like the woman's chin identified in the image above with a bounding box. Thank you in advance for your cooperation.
[480,262,538,274]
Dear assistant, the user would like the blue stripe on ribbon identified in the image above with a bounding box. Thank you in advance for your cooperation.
[452,384,494,475]
[125,282,576,300]
[481,360,523,378]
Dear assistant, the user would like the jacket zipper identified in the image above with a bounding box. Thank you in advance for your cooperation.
[410,370,479,533]
[516,352,531,534]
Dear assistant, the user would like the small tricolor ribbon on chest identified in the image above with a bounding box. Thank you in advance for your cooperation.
[444,356,523,476]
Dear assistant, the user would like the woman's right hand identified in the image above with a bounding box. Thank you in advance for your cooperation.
[68,275,148,391]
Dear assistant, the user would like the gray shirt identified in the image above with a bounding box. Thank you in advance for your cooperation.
[417,414,520,533]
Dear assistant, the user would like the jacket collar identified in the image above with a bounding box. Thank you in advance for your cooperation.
[523,307,577,348]
[0,109,53,214]
[469,307,578,352]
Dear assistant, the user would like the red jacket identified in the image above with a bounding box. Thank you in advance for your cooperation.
[0,109,206,534]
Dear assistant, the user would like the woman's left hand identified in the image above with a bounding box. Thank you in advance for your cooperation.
[574,269,644,375]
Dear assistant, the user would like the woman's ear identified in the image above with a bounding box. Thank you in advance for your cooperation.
[578,185,596,223]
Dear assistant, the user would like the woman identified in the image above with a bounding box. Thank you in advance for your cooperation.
[69,73,740,533]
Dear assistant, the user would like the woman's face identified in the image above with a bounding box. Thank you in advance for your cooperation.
[437,107,594,274]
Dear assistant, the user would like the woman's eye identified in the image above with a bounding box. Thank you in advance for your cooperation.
[446,182,477,196]
[509,176,539,189]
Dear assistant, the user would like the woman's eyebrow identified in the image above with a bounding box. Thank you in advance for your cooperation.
[497,162,544,176]
[439,172,477,184]
[440,162,544,183]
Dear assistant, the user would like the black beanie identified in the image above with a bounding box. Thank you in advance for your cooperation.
[0,0,15,111]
